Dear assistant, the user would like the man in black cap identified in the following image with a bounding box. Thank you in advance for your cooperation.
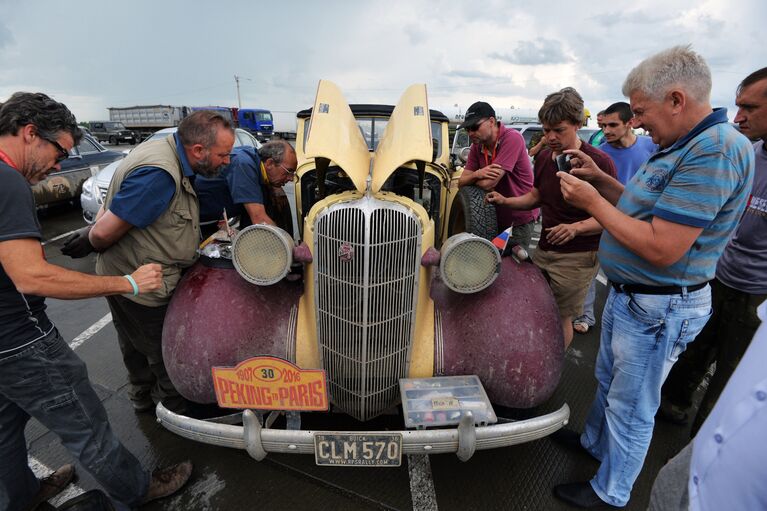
[457,101,537,249]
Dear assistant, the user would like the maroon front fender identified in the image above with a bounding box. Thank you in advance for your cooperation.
[162,259,301,403]
[432,257,563,408]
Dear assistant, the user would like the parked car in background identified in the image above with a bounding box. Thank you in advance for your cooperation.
[450,122,543,167]
[85,121,137,145]
[32,133,123,208]
[80,128,261,223]
[577,127,600,145]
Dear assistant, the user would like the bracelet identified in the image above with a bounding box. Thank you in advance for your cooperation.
[123,274,139,296]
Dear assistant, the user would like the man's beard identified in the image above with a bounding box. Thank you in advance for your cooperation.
[26,156,53,184]
[193,156,224,178]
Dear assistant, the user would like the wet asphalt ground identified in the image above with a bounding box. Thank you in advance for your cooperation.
[27,147,695,510]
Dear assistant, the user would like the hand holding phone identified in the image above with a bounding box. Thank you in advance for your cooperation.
[555,154,573,173]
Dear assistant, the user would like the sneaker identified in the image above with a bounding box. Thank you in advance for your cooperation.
[26,464,76,510]
[141,461,193,504]
[573,320,590,334]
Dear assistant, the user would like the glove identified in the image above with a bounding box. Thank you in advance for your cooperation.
[61,226,96,258]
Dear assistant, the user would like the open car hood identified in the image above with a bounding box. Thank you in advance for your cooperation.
[371,84,433,193]
[303,80,435,194]
[303,80,371,193]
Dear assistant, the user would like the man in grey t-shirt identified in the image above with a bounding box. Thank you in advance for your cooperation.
[660,67,767,435]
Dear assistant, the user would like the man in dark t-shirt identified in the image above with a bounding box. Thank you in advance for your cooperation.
[487,88,616,348]
[0,92,190,510]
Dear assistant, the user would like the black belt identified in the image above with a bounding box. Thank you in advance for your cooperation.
[610,281,708,295]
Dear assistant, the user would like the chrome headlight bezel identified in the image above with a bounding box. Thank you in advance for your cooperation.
[439,233,501,294]
[232,224,294,286]
[81,176,95,198]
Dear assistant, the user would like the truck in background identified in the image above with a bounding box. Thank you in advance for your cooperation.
[236,108,274,141]
[109,105,275,142]
[269,110,297,140]
[109,105,192,141]
[190,106,237,126]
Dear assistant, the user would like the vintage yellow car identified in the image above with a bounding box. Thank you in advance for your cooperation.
[157,81,568,467]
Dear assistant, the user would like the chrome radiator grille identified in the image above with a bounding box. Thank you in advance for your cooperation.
[314,196,422,421]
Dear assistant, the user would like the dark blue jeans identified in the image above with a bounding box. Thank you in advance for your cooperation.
[0,329,149,510]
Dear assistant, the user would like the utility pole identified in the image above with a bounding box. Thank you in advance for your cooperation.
[234,75,242,109]
[234,75,252,109]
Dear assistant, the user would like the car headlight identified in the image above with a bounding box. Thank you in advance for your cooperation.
[232,224,294,285]
[439,233,501,293]
[81,177,95,198]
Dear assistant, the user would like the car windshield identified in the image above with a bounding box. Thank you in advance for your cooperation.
[106,122,127,130]
[356,118,388,151]
[256,112,272,122]
[303,115,442,155]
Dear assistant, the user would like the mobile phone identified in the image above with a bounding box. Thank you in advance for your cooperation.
[555,154,572,173]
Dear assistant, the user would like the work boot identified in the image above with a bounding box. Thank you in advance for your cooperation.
[553,482,619,508]
[131,397,155,413]
[656,399,689,425]
[550,428,598,461]
[141,461,193,504]
[25,464,76,511]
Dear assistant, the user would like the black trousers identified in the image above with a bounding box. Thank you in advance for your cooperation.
[661,278,766,435]
[105,295,187,414]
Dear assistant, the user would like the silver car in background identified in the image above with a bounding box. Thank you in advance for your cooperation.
[80,127,262,223]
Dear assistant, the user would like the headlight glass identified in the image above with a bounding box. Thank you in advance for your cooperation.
[232,224,294,285]
[439,233,501,293]
[81,177,94,198]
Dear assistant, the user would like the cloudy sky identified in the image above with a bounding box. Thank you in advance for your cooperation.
[1,0,763,126]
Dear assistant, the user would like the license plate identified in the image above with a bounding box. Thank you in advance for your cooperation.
[314,433,402,467]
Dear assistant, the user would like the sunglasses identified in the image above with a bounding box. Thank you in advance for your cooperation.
[466,118,489,132]
[43,136,69,163]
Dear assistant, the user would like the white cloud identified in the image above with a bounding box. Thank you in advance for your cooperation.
[0,0,762,123]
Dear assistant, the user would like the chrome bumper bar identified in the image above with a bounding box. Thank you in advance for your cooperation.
[156,403,570,462]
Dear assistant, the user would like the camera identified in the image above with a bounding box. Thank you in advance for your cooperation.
[555,154,573,173]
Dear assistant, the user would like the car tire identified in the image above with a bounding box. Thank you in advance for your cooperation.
[109,136,117,145]
[448,185,498,240]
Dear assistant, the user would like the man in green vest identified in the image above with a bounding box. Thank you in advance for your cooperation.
[88,111,235,414]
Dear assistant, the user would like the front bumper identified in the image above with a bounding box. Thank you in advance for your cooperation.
[156,402,570,462]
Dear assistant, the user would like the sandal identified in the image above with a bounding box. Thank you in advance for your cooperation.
[573,320,590,334]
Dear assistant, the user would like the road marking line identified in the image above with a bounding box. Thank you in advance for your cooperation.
[28,456,85,506]
[596,273,607,286]
[407,454,439,511]
[41,228,79,246]
[69,313,113,350]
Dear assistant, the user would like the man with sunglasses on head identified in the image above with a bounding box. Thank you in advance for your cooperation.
[0,92,191,511]
[195,139,298,237]
[457,101,537,250]
[62,111,235,418]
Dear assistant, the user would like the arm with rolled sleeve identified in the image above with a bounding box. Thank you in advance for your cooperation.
[224,152,274,225]
[89,167,175,251]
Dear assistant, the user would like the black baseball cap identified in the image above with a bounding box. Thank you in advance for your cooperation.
[458,101,496,129]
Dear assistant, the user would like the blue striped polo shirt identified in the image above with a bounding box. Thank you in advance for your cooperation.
[598,108,754,286]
